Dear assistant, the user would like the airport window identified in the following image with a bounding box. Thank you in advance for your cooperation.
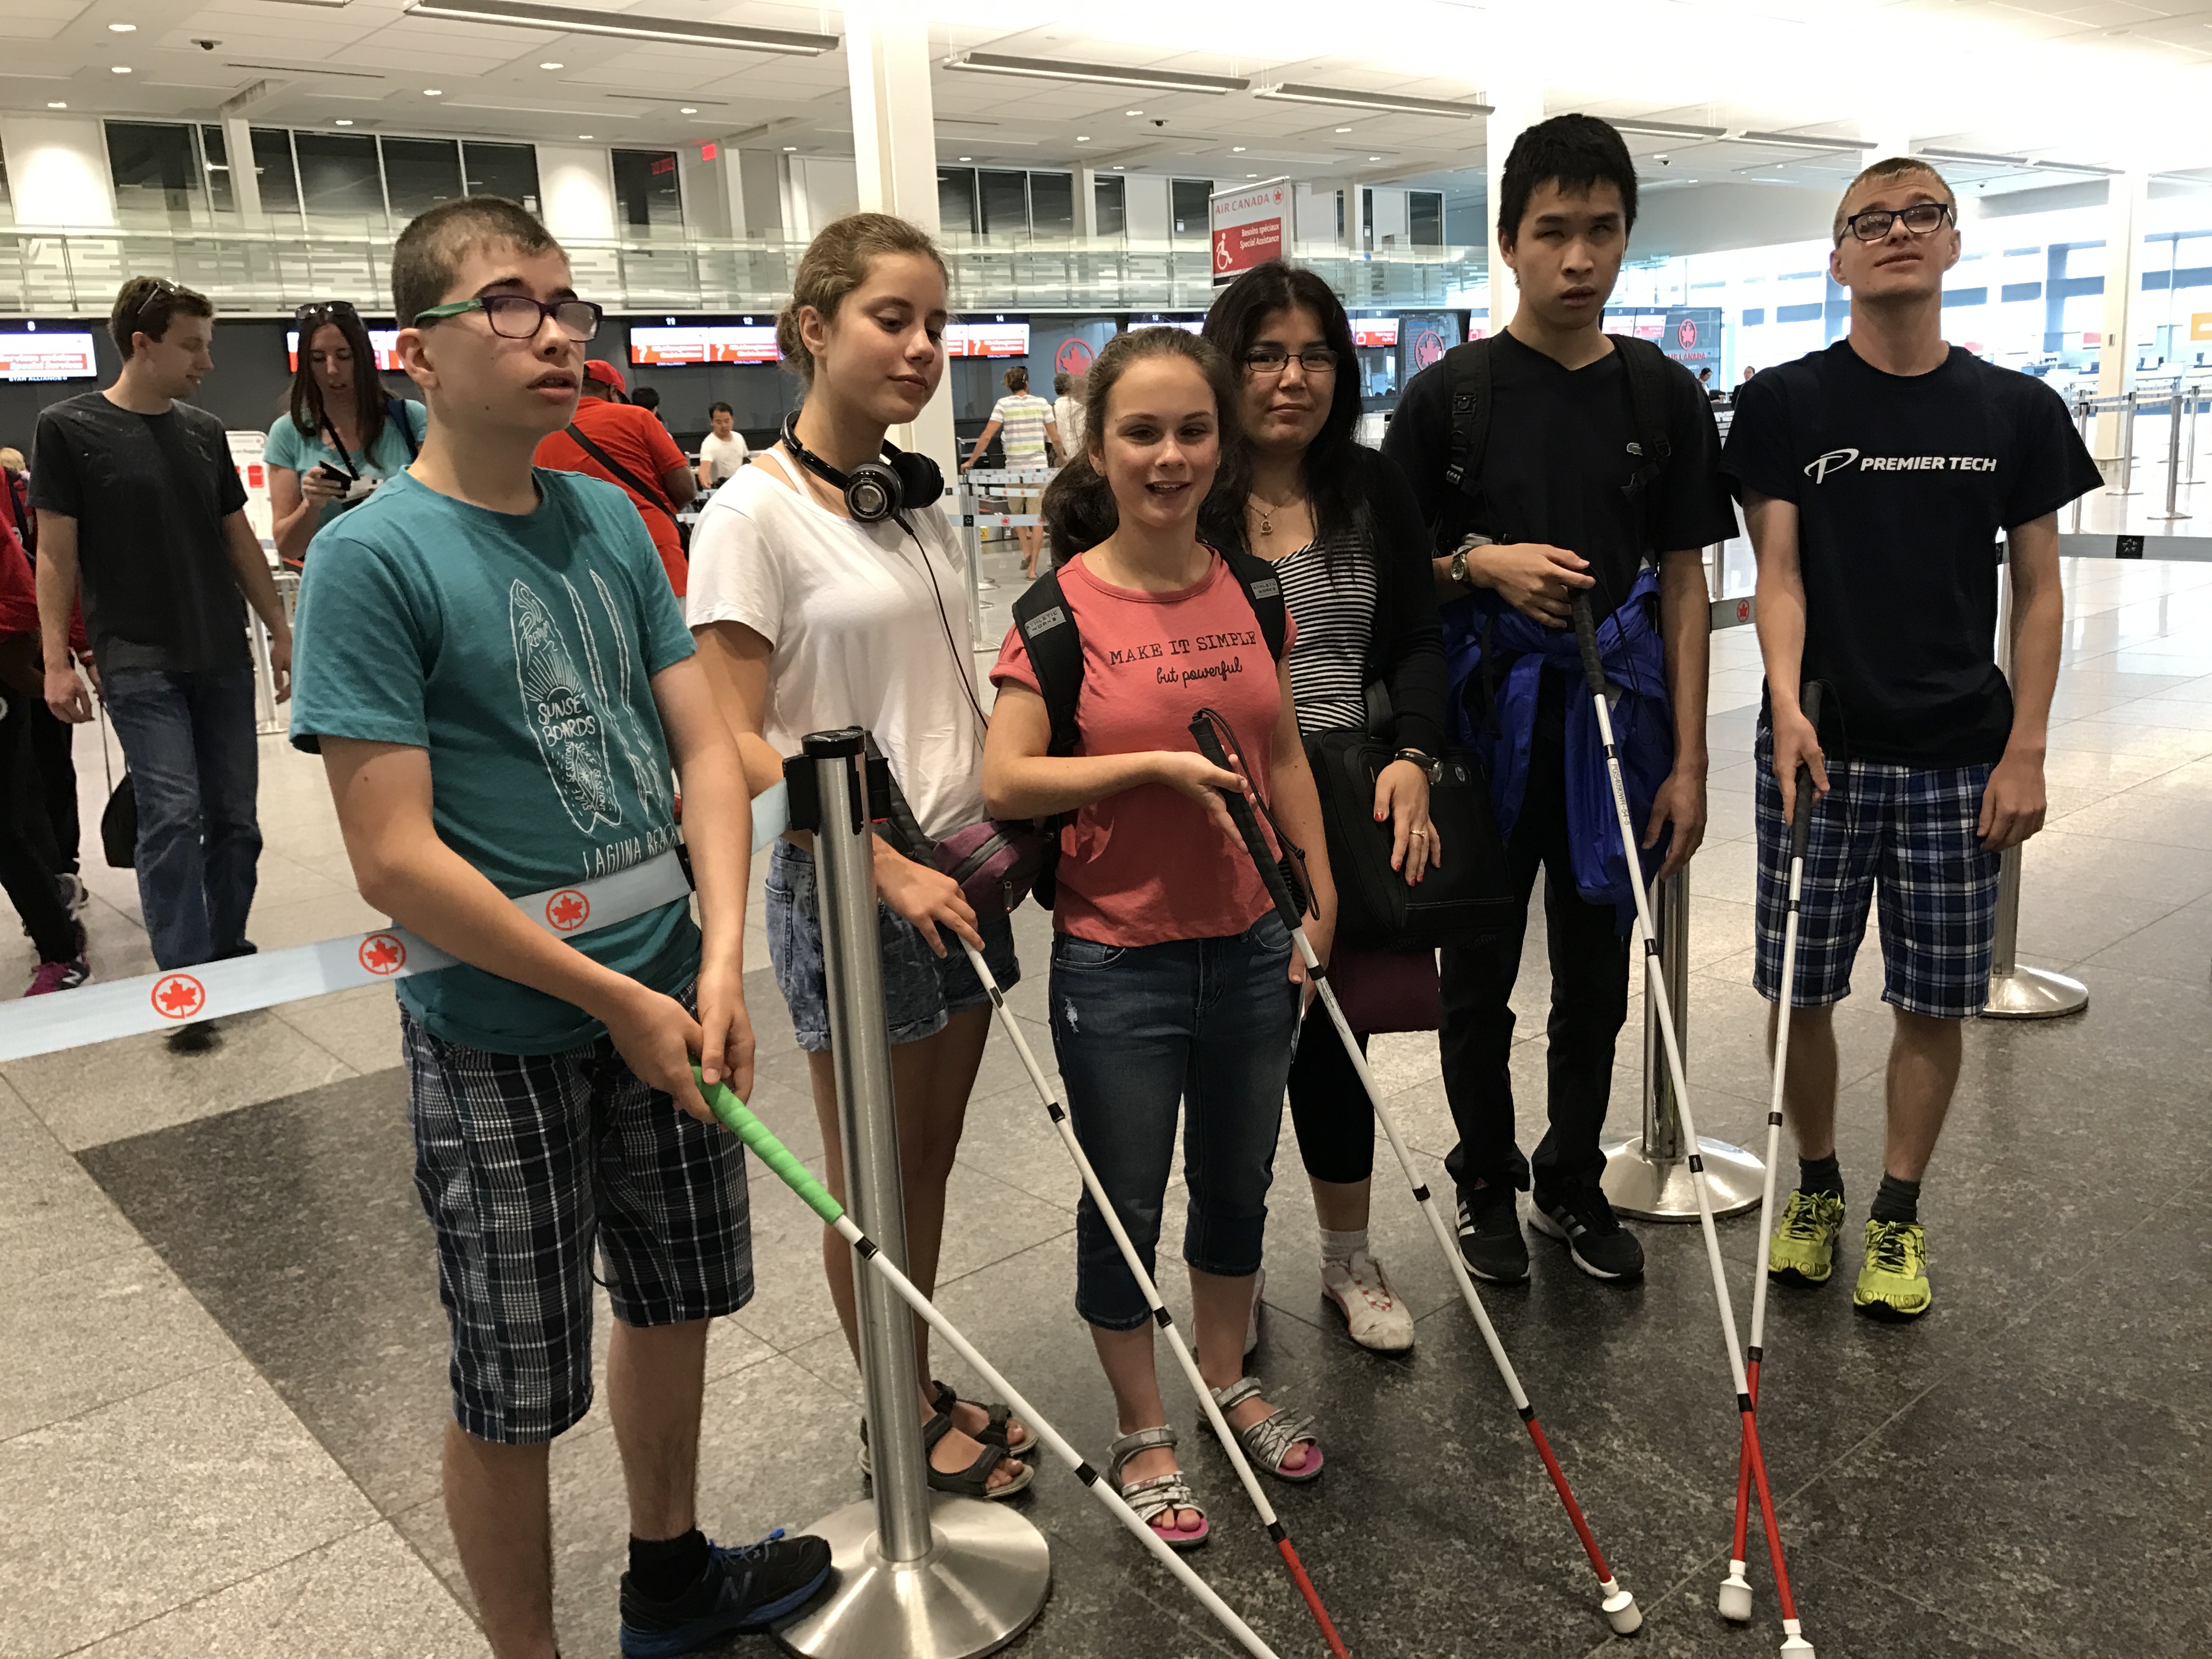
[251,128,302,219]
[382,137,464,221]
[462,142,539,212]
[1171,179,1211,238]
[938,168,978,236]
[106,122,205,229]
[979,170,1028,238]
[294,131,387,227]
[1093,174,1125,236]
[1029,171,1075,238]
[612,149,685,238]
[1409,190,1443,247]
[199,126,234,216]
[1741,308,1765,326]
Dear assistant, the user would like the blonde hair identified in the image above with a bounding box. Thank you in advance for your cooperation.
[0,447,22,471]
[1833,157,1956,245]
[775,212,948,386]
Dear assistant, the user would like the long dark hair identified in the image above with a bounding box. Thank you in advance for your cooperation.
[1199,261,1368,557]
[287,303,388,451]
[1040,326,1244,558]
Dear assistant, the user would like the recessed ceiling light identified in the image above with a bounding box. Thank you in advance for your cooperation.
[1075,135,1090,142]
[578,133,593,139]
[1111,163,1124,170]
[111,64,131,74]
[1246,173,1257,178]
[679,105,697,113]
[46,100,65,108]
[786,144,800,153]
[1368,154,1381,161]
[108,21,136,31]
[424,88,443,95]
[1125,109,1142,116]
[1232,145,1246,153]
[1335,126,1352,134]
[539,60,563,68]
[335,118,354,125]
[958,155,970,161]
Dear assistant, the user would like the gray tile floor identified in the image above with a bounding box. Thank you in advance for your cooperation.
[4,557,2209,1657]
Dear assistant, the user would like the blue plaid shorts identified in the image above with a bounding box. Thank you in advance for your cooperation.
[402,980,753,1444]
[1752,725,2002,1020]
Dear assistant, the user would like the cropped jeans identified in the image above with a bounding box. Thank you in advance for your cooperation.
[1049,914,1299,1331]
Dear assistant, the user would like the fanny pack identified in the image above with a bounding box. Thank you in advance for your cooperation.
[864,737,1049,920]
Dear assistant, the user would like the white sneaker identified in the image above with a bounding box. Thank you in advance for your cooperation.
[1322,1251,1415,1353]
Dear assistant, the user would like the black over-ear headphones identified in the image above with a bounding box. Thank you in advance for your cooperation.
[780,415,943,525]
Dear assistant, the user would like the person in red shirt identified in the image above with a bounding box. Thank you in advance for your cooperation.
[533,359,696,594]
[984,324,1337,1549]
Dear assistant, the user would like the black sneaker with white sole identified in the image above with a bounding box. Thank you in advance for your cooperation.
[618,1528,834,1656]
[1530,1184,1645,1281]
[1455,1187,1529,1284]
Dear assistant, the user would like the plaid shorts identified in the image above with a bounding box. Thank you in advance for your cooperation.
[402,982,753,1443]
[1752,726,2002,1020]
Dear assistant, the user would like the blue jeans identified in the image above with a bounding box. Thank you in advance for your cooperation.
[101,663,262,970]
[1049,915,1299,1331]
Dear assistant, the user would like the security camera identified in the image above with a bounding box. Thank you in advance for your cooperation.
[1656,154,1671,165]
[1152,119,1166,128]
[194,37,219,48]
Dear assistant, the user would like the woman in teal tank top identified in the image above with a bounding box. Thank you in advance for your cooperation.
[267,300,428,567]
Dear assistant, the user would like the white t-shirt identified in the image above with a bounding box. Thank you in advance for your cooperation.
[698,429,748,484]
[685,451,986,840]
[990,393,1053,466]
[1053,394,1084,456]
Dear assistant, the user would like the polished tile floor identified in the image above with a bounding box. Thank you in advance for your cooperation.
[4,556,2209,1658]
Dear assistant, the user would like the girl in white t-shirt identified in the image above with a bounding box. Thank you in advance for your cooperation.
[962,364,1061,578]
[685,213,1032,1501]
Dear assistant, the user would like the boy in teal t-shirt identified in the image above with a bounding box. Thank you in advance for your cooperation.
[289,197,830,1656]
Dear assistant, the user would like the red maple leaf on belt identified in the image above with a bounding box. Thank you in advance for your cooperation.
[154,975,204,1018]
[359,934,405,974]
[548,891,589,930]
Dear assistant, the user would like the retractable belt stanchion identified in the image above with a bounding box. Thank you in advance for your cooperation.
[771,728,1052,1659]
[1602,870,1763,1221]
[2107,390,2141,498]
[2072,398,2094,532]
[2151,391,2193,523]
[1980,571,2089,1020]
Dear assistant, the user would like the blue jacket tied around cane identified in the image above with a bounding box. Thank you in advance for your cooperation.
[1443,564,1674,932]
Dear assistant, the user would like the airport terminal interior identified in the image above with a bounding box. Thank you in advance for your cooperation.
[2,1,2211,1656]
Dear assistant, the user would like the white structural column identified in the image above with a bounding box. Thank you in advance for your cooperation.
[2096,168,2149,460]
[221,116,264,227]
[1483,85,1544,341]
[845,7,956,477]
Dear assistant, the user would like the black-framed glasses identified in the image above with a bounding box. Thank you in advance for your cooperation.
[413,294,603,342]
[1842,201,1953,243]
[295,299,358,325]
[1243,345,1339,376]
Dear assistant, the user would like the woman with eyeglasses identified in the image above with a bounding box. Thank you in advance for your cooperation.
[1199,261,1449,1356]
[267,301,428,569]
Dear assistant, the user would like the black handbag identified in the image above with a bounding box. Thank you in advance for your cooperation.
[1305,726,1517,951]
[100,771,136,870]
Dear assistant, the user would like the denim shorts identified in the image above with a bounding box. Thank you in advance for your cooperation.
[765,838,1020,1052]
[1752,725,2001,1020]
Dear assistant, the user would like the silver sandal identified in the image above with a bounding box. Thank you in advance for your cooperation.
[1206,1376,1324,1483]
[1106,1425,1209,1551]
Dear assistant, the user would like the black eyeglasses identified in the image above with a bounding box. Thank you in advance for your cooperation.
[295,300,359,324]
[413,294,603,342]
[1842,201,1953,243]
[1243,345,1339,376]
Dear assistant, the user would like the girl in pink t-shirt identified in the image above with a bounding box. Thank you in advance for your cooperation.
[985,327,1338,1550]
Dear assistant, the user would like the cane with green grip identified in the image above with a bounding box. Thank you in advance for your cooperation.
[696,1071,844,1225]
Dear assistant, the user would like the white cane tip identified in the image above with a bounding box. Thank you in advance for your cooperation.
[1716,1575,1753,1623]
[1601,1590,1641,1634]
[1779,1637,1815,1657]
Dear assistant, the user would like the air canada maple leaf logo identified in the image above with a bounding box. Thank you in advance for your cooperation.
[358,933,408,975]
[151,974,206,1020]
[546,890,591,933]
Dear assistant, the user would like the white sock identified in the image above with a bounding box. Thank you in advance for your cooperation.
[1319,1227,1367,1269]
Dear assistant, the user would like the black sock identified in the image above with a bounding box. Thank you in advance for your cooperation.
[1870,1173,1921,1226]
[1798,1154,1843,1198]
[629,1528,709,1602]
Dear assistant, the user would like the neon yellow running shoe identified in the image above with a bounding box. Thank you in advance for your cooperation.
[1854,1219,1932,1321]
[1767,1189,1846,1286]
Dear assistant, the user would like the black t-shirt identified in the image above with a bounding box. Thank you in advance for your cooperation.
[1383,330,1739,630]
[30,392,251,674]
[1721,341,2102,767]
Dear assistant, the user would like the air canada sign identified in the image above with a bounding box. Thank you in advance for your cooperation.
[1211,179,1289,285]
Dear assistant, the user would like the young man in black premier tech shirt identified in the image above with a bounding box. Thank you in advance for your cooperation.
[1384,114,1737,1287]
[1724,157,2100,1320]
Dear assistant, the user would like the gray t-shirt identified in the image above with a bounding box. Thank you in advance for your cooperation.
[30,391,250,673]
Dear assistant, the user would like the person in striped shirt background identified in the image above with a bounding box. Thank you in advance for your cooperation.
[964,364,1063,577]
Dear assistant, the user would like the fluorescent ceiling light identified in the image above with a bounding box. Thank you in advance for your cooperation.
[108,22,136,32]
[1737,129,1874,154]
[539,59,562,67]
[335,117,353,125]
[1611,119,1728,140]
[47,99,65,107]
[1254,82,1487,119]
[403,0,838,53]
[111,65,131,74]
[679,105,696,114]
[943,52,1247,95]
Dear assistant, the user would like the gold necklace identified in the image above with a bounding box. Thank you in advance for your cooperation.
[1249,490,1301,538]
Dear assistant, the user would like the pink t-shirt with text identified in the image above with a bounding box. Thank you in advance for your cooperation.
[992,550,1295,947]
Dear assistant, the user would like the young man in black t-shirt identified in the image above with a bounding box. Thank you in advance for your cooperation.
[1384,116,1737,1287]
[1723,158,2101,1321]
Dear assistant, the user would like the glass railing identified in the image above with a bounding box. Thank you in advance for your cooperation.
[0,224,1486,317]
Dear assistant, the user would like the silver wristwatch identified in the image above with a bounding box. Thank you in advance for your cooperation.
[1392,748,1444,784]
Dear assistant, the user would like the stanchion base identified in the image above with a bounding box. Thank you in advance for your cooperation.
[1600,1135,1764,1222]
[1981,964,2089,1020]
[775,1494,1051,1659]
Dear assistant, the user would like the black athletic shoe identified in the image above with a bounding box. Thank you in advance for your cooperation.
[1530,1185,1645,1282]
[618,1528,834,1657]
[1456,1188,1529,1284]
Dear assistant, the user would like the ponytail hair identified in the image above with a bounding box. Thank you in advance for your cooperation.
[1041,325,1243,559]
[776,212,947,387]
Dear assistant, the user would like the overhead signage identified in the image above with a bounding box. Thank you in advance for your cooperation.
[1350,318,1399,348]
[2192,312,2212,343]
[1602,306,1724,369]
[1399,312,1460,370]
[0,331,98,382]
[286,329,404,373]
[944,321,1030,358]
[1210,178,1289,286]
[629,324,781,365]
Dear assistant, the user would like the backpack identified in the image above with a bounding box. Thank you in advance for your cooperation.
[1435,332,1678,553]
[1008,546,1289,909]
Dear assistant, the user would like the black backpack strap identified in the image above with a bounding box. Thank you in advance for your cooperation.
[1609,335,1674,544]
[1010,567,1084,758]
[565,421,679,525]
[1218,546,1289,664]
[1441,339,1494,503]
[388,398,420,462]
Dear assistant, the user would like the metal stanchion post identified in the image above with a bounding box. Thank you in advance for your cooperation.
[1980,574,2089,1020]
[2107,390,2141,497]
[2187,382,2203,486]
[2073,397,2093,532]
[1601,868,1764,1221]
[2151,391,2192,522]
[776,728,1051,1657]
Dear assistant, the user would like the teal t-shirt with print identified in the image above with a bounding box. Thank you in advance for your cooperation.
[289,467,699,1054]
[265,399,430,538]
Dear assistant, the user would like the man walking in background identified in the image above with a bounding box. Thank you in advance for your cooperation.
[35,276,294,1051]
